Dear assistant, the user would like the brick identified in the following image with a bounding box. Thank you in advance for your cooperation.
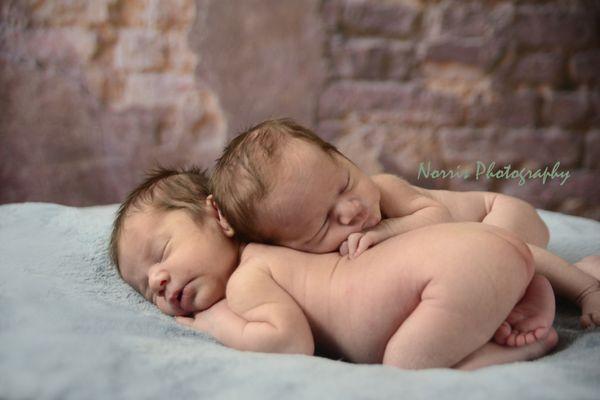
[100,107,167,158]
[165,31,198,72]
[439,1,514,38]
[439,127,580,168]
[30,0,110,26]
[114,28,167,71]
[330,37,413,80]
[591,92,600,128]
[514,5,598,50]
[335,123,387,175]
[439,127,508,165]
[498,176,568,210]
[322,0,343,32]
[319,81,415,118]
[118,73,195,108]
[512,52,564,86]
[500,128,581,168]
[467,90,539,128]
[500,169,600,214]
[341,0,420,38]
[119,0,195,29]
[154,0,196,29]
[542,91,589,128]
[570,50,600,85]
[583,130,600,169]
[319,81,462,126]
[23,28,97,65]
[387,41,414,80]
[377,127,445,188]
[330,37,388,79]
[117,0,153,27]
[424,37,503,70]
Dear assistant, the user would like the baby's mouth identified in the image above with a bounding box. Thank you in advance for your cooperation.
[179,281,198,313]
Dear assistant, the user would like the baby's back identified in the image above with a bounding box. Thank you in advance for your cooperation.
[236,222,533,363]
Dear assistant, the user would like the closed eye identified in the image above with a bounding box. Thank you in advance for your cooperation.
[160,239,170,262]
[340,170,350,194]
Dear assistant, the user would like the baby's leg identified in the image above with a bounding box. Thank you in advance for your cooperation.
[482,193,550,248]
[455,328,558,371]
[381,224,534,369]
[573,255,600,328]
[574,255,600,281]
[528,246,600,328]
[493,274,555,347]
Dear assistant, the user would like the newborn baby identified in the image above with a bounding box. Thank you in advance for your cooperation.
[110,168,557,370]
[211,118,600,341]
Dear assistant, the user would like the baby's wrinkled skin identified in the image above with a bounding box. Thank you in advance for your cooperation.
[119,203,557,370]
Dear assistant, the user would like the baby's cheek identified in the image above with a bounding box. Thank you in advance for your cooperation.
[195,280,225,311]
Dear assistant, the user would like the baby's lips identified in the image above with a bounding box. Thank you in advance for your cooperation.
[168,287,183,310]
[179,282,198,314]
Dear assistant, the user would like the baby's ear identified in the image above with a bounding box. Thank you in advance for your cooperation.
[206,195,235,238]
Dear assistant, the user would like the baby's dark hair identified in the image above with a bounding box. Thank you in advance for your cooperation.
[211,117,340,244]
[109,166,210,274]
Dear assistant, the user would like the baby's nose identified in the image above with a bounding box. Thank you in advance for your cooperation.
[337,199,365,226]
[149,270,170,294]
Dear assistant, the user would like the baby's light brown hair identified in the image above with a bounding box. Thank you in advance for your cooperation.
[211,118,340,244]
[109,166,210,274]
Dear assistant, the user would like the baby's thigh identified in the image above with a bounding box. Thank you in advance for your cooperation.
[445,222,534,269]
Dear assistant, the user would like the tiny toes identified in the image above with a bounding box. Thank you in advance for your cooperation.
[525,332,536,345]
[507,332,519,347]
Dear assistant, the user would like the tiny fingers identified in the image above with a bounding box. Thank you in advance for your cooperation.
[339,241,349,256]
[347,233,363,259]
[355,235,375,258]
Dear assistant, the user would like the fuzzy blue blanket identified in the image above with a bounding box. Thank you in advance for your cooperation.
[1,203,599,399]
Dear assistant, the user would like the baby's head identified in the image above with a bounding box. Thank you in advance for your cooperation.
[110,167,239,316]
[211,118,381,253]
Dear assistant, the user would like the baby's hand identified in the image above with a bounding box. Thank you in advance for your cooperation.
[339,220,398,259]
[175,298,227,333]
[580,285,600,328]
[339,231,377,259]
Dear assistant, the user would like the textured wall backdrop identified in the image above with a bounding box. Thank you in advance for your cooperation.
[1,0,599,219]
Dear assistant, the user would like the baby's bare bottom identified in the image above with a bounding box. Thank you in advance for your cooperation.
[382,223,535,370]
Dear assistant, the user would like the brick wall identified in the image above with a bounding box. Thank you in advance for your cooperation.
[1,0,598,219]
[318,0,600,219]
[0,0,226,205]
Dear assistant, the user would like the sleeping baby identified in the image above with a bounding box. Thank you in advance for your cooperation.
[110,167,558,370]
[210,118,600,341]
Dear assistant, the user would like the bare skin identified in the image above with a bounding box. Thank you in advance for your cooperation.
[183,222,551,368]
[119,204,558,369]
[230,139,598,338]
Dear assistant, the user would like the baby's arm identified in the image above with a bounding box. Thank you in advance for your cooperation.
[342,174,453,258]
[528,245,600,327]
[399,187,549,248]
[177,263,314,355]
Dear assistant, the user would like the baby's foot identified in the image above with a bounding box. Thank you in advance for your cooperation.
[494,274,555,347]
[573,255,600,328]
[456,328,558,370]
